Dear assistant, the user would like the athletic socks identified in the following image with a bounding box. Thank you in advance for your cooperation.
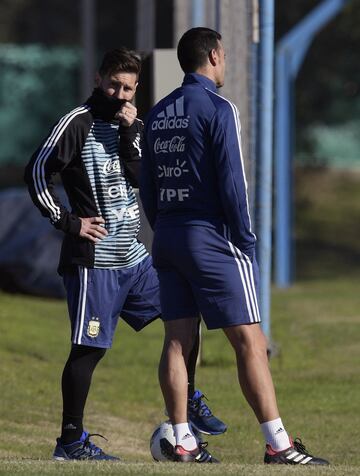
[260,418,291,451]
[60,345,106,444]
[173,320,200,451]
[61,413,84,444]
[173,423,198,450]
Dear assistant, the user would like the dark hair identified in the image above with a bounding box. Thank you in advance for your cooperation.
[177,27,222,73]
[98,47,141,78]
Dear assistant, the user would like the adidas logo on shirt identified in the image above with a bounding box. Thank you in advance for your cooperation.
[151,96,190,131]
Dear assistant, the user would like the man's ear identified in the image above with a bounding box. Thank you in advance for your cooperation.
[95,72,102,87]
[208,48,218,67]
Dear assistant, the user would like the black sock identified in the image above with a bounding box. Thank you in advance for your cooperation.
[60,344,106,444]
[187,319,201,399]
[61,413,84,442]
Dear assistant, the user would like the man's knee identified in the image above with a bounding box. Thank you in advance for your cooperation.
[69,344,107,363]
[163,318,199,357]
[224,323,268,356]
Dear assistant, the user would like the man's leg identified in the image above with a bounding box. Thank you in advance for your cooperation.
[54,267,125,460]
[224,323,293,452]
[159,318,198,424]
[223,323,280,423]
[186,319,227,435]
[186,317,200,398]
[54,343,119,460]
[223,323,329,465]
[159,317,201,456]
[61,344,106,444]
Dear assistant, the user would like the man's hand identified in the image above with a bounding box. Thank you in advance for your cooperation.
[116,102,137,127]
[79,217,108,243]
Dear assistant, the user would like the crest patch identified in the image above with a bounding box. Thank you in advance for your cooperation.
[87,317,100,338]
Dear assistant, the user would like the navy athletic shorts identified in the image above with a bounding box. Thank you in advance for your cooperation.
[63,255,161,348]
[152,224,261,329]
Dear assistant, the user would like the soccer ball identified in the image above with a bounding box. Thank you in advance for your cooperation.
[150,420,175,461]
[150,420,201,462]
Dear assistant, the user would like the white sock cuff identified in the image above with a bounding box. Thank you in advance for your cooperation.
[174,422,192,439]
[260,417,291,452]
[173,422,197,450]
[260,417,283,432]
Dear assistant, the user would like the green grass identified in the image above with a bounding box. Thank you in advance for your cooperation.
[295,167,360,279]
[0,461,358,476]
[0,277,359,475]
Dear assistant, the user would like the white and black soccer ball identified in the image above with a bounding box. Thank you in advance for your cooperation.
[150,420,175,461]
[150,420,201,462]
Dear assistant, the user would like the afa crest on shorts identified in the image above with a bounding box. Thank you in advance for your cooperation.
[87,317,100,338]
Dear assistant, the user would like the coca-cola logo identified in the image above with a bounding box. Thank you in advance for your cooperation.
[102,159,121,175]
[154,136,186,154]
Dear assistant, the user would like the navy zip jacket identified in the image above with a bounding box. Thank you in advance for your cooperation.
[140,73,256,258]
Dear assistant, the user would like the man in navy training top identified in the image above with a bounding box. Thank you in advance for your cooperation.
[25,46,225,461]
[140,27,329,465]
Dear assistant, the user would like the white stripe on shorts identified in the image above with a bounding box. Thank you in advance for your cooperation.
[227,242,261,323]
[74,266,88,345]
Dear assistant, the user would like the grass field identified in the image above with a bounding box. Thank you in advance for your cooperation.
[0,276,359,475]
[1,167,359,475]
[295,167,360,279]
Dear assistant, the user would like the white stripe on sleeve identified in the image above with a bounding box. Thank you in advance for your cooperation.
[32,106,89,223]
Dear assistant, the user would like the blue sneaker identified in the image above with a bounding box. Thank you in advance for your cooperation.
[53,431,120,461]
[188,390,227,435]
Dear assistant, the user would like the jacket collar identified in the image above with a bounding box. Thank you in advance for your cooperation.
[182,73,217,92]
[86,88,125,122]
